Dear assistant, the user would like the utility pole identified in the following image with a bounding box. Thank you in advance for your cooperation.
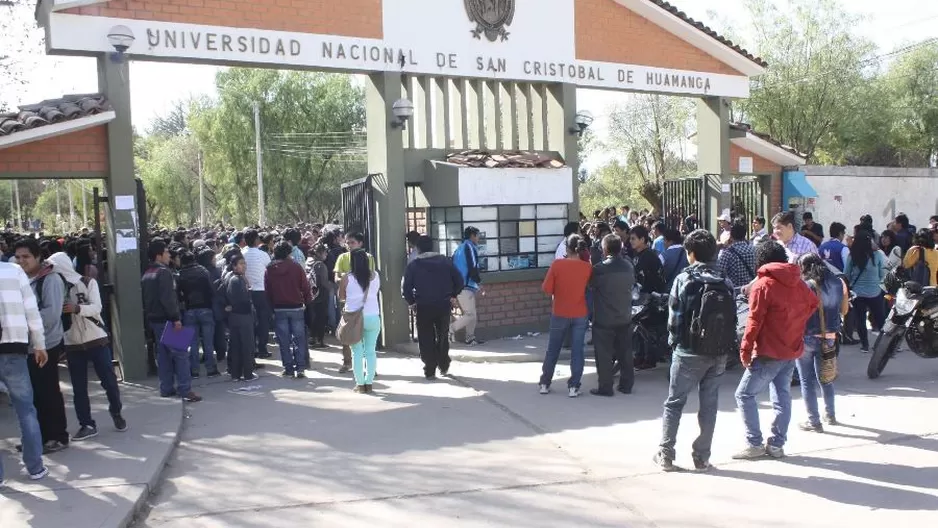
[198,150,205,227]
[14,180,21,230]
[81,181,88,228]
[254,101,266,227]
[55,180,61,228]
[67,181,75,232]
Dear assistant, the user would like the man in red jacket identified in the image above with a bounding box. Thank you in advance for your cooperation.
[734,240,819,460]
[265,242,313,379]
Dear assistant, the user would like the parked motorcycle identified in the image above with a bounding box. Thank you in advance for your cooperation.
[632,289,670,367]
[868,281,938,379]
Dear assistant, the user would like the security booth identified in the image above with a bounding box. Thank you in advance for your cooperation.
[33,0,770,364]
[783,170,819,230]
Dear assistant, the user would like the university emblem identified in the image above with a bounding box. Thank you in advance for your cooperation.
[464,0,516,42]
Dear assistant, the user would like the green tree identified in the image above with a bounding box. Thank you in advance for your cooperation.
[738,0,876,162]
[605,95,696,212]
[887,42,938,167]
[579,159,650,217]
[136,133,202,226]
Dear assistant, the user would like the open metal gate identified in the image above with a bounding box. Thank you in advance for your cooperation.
[730,176,766,227]
[341,174,377,253]
[661,177,706,231]
[662,175,767,233]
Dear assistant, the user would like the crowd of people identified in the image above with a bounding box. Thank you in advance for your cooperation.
[1,206,937,485]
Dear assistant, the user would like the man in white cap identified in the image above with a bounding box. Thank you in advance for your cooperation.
[717,210,733,248]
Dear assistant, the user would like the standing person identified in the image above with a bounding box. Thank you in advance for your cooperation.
[844,232,887,352]
[243,229,273,360]
[265,242,313,379]
[0,259,50,485]
[903,229,938,286]
[47,252,128,441]
[589,234,635,397]
[555,222,581,261]
[716,212,733,248]
[589,222,612,265]
[142,239,202,402]
[537,234,592,398]
[661,229,689,291]
[406,230,421,264]
[800,212,824,246]
[892,214,913,254]
[654,230,733,472]
[198,248,227,363]
[819,222,850,272]
[796,253,848,433]
[772,211,818,263]
[716,223,756,289]
[630,226,666,293]
[879,230,904,273]
[652,221,667,254]
[402,235,464,380]
[340,250,381,394]
[177,250,219,379]
[733,241,818,460]
[451,227,485,346]
[283,228,307,270]
[220,254,256,381]
[333,232,375,372]
[13,239,69,452]
[750,216,768,245]
[306,244,332,349]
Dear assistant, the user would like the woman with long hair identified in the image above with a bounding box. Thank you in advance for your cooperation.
[538,234,593,398]
[843,231,887,352]
[796,254,849,431]
[339,249,381,393]
[879,230,903,272]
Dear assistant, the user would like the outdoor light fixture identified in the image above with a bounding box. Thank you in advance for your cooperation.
[570,110,594,137]
[391,98,414,130]
[107,25,135,57]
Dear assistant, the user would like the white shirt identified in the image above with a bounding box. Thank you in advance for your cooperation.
[345,273,381,316]
[554,241,567,261]
[243,247,271,291]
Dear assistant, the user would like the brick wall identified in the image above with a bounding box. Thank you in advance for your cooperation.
[575,0,741,75]
[729,143,782,215]
[63,0,384,39]
[476,279,552,332]
[0,126,109,173]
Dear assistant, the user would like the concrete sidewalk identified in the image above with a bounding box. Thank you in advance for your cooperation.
[0,378,184,528]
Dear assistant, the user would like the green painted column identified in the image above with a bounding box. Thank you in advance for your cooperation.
[547,83,580,222]
[366,72,410,347]
[696,96,732,234]
[98,56,147,380]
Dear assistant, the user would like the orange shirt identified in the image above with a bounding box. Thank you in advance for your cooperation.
[542,258,593,318]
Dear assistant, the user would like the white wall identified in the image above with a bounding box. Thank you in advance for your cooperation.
[458,167,573,206]
[803,166,938,230]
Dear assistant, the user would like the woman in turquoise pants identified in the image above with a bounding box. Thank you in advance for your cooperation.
[340,249,382,393]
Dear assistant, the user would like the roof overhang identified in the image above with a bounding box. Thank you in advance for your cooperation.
[0,110,116,150]
[731,132,806,167]
[614,0,767,77]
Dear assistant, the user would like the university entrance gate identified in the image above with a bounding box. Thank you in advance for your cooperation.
[13,0,766,378]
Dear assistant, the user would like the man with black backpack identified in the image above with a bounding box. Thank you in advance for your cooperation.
[654,230,736,472]
[13,238,70,453]
[733,241,818,460]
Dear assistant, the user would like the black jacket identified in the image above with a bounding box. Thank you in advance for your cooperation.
[590,256,636,328]
[402,253,464,309]
[633,248,666,294]
[177,263,214,310]
[222,273,253,315]
[142,262,181,323]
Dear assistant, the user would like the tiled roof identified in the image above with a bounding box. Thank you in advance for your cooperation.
[0,94,111,137]
[446,150,566,169]
[731,122,805,160]
[649,0,768,68]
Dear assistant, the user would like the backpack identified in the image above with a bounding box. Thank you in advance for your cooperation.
[35,272,72,332]
[909,248,932,286]
[306,263,320,301]
[680,272,737,356]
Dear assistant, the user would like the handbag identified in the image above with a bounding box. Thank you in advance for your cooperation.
[810,280,839,384]
[336,283,369,346]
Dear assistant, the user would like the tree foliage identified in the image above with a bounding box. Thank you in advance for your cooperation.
[0,0,42,111]
[579,159,650,218]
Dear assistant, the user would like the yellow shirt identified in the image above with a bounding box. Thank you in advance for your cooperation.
[335,251,375,276]
[903,246,938,286]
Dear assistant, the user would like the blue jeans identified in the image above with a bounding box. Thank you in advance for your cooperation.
[184,308,217,374]
[350,315,381,385]
[659,353,726,461]
[66,345,123,428]
[151,322,192,397]
[274,308,308,373]
[735,357,796,448]
[796,336,836,426]
[0,354,45,480]
[539,315,588,389]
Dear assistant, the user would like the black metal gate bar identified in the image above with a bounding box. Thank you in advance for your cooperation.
[662,177,705,231]
[730,176,765,234]
[340,174,377,253]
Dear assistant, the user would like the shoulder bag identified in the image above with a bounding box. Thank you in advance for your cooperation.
[336,282,370,346]
[810,279,839,384]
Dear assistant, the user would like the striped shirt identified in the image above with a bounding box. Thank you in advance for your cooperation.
[783,233,818,263]
[243,247,271,291]
[0,262,47,350]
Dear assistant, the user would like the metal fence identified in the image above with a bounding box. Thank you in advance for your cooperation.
[730,176,766,226]
[661,176,706,231]
[662,174,767,232]
[340,174,377,253]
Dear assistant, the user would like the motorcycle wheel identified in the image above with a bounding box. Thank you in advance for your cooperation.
[868,331,901,379]
[632,332,647,366]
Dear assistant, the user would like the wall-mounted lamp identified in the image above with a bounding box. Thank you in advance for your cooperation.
[391,98,414,130]
[569,110,594,137]
[107,25,135,62]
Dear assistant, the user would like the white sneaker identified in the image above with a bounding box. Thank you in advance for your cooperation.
[538,384,550,395]
[28,466,49,481]
[765,445,786,458]
[568,387,581,398]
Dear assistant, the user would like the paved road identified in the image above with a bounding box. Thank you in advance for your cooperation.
[137,339,938,527]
